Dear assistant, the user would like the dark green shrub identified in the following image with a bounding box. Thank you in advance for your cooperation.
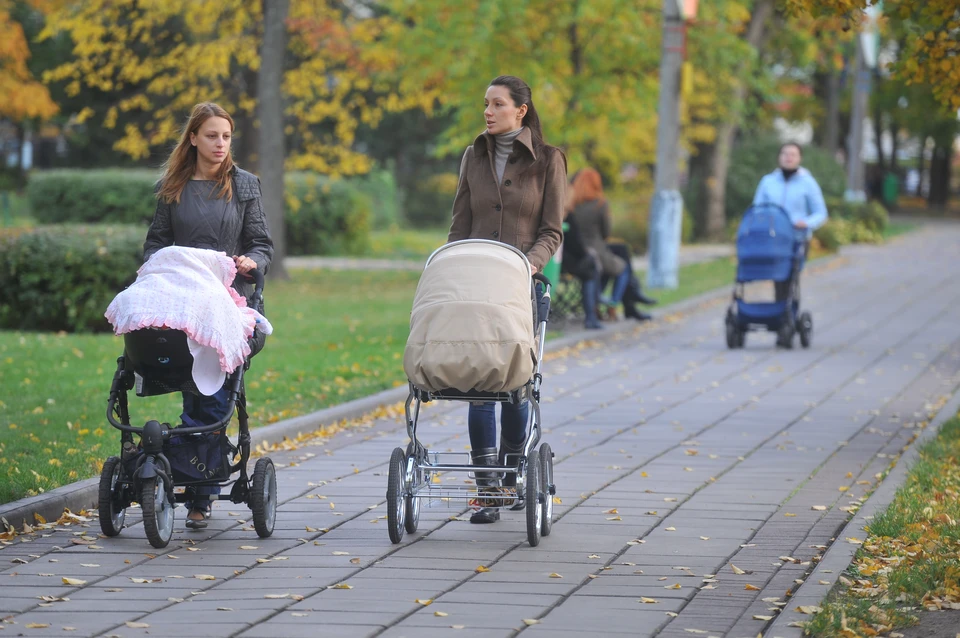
[284,172,372,255]
[726,135,847,222]
[0,225,144,333]
[403,173,459,228]
[27,169,159,225]
[358,169,400,230]
[826,198,888,233]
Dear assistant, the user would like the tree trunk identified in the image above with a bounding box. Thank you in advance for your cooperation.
[872,98,886,172]
[257,0,289,279]
[915,135,927,197]
[703,0,775,240]
[824,68,842,159]
[927,141,951,209]
[234,67,260,171]
[890,121,899,174]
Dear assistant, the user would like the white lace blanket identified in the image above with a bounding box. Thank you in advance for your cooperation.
[105,247,273,393]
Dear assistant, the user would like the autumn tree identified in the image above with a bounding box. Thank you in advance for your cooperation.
[0,0,58,179]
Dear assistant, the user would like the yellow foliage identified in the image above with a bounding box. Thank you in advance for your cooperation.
[37,0,412,175]
[0,0,58,120]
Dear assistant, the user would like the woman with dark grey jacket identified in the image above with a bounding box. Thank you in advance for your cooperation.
[143,102,273,528]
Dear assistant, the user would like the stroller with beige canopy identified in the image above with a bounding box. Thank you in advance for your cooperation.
[390,239,556,547]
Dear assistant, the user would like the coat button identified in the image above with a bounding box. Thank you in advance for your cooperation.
[495,204,502,211]
[504,179,512,186]
[492,231,499,238]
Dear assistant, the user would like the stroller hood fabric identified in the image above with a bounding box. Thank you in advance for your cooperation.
[403,241,536,394]
[105,246,273,395]
[736,204,803,283]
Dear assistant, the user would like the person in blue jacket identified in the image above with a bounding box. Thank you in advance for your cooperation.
[752,142,828,345]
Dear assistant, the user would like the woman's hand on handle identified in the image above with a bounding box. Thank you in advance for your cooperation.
[234,255,257,275]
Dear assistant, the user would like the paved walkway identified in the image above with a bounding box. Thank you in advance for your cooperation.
[3,226,960,638]
[284,244,734,273]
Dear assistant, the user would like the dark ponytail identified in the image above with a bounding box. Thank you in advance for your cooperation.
[490,75,545,148]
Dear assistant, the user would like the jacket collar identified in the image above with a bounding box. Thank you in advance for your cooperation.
[473,126,538,161]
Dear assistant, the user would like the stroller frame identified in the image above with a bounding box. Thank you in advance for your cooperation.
[100,269,277,548]
[387,241,556,547]
[726,203,813,350]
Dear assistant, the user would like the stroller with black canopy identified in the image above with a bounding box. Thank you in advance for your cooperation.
[725,203,813,349]
[99,269,277,549]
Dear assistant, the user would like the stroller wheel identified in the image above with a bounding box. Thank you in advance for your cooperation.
[141,475,174,549]
[250,457,278,538]
[725,317,738,350]
[525,450,542,547]
[98,456,127,537]
[798,312,813,349]
[386,447,407,544]
[404,450,421,535]
[538,443,555,537]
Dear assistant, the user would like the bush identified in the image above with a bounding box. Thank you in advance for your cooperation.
[826,198,888,233]
[726,135,847,221]
[609,191,694,256]
[28,169,159,225]
[0,225,144,333]
[284,172,372,255]
[403,173,459,228]
[356,169,400,230]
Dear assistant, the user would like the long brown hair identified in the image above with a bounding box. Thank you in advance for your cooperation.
[489,75,545,149]
[157,102,236,204]
[571,167,604,206]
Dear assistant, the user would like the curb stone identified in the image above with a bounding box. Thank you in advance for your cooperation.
[765,387,960,638]
[0,253,844,530]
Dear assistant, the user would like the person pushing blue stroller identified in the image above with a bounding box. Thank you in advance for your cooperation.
[725,203,813,349]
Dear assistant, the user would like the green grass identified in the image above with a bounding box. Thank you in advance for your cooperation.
[636,257,737,307]
[0,269,421,504]
[362,228,448,260]
[804,414,960,637]
[883,220,920,240]
[0,191,33,228]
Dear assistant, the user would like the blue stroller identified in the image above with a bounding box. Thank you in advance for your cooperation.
[725,203,813,349]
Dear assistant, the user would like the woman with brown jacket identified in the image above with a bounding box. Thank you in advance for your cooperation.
[447,75,566,524]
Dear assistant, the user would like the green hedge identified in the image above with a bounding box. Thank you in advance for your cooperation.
[0,225,144,333]
[28,169,159,225]
[403,173,459,228]
[814,199,888,250]
[26,168,395,255]
[284,172,372,255]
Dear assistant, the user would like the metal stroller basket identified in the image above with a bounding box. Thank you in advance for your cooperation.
[725,203,813,349]
[100,269,278,548]
[388,240,556,547]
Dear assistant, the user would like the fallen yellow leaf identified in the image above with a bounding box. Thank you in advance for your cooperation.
[125,622,150,629]
[640,597,659,603]
[415,598,432,606]
[745,584,761,591]
[731,564,746,575]
[812,506,827,511]
[549,573,563,578]
[475,565,490,573]
[194,574,216,581]
[62,577,86,586]
[25,623,50,629]
[796,605,822,614]
[752,615,773,621]
[522,619,540,626]
[434,611,448,617]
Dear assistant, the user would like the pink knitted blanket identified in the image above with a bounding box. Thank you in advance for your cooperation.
[105,247,271,375]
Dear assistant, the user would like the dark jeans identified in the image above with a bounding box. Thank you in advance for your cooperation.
[468,401,529,450]
[180,385,231,509]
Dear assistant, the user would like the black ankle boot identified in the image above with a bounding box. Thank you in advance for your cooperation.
[624,305,652,322]
[470,448,500,524]
[499,438,526,511]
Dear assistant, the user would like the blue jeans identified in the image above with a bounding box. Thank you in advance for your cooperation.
[180,386,231,509]
[468,401,529,450]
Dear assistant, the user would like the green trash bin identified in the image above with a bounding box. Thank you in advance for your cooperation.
[882,173,899,207]
[542,255,560,285]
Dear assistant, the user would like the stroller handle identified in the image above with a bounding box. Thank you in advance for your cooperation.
[243,268,265,306]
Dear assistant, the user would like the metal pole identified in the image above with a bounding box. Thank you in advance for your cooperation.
[647,0,685,289]
[845,37,870,202]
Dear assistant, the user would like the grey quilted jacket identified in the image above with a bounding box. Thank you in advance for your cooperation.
[143,167,274,301]
[143,167,273,356]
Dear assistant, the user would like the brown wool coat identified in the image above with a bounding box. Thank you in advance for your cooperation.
[447,127,566,272]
